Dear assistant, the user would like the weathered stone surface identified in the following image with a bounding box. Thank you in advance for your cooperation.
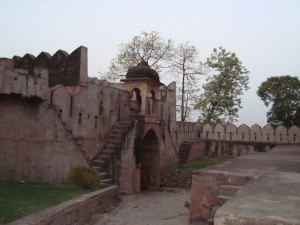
[12,55,22,68]
[160,170,192,188]
[20,53,36,72]
[65,46,88,86]
[190,146,300,224]
[214,171,300,225]
[0,95,85,182]
[48,49,69,87]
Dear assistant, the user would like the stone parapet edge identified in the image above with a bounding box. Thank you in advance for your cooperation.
[7,185,120,225]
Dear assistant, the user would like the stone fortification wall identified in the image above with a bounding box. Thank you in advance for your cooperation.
[0,47,131,183]
[0,95,85,182]
[175,121,199,144]
[200,123,300,143]
[158,82,178,166]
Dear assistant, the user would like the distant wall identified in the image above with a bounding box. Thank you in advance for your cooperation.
[198,123,300,144]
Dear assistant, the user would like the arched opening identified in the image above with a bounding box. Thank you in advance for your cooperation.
[140,129,159,191]
[130,88,142,114]
[146,90,157,114]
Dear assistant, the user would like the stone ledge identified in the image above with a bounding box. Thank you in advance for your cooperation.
[7,185,120,225]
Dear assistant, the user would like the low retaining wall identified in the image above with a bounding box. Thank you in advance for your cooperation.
[8,185,120,225]
[160,170,193,189]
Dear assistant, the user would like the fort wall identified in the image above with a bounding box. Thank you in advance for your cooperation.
[1,46,299,186]
[0,47,180,185]
[198,123,300,143]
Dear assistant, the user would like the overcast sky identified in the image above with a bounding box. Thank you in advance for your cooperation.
[1,0,299,126]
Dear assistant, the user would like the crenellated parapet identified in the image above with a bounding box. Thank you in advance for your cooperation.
[0,54,49,100]
[0,46,88,101]
[199,123,300,143]
[48,47,88,87]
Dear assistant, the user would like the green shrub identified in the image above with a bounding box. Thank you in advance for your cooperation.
[68,166,101,189]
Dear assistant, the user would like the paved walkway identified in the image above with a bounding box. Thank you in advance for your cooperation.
[97,189,191,225]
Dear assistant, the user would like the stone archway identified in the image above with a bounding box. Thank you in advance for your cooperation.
[140,129,160,191]
[130,88,141,114]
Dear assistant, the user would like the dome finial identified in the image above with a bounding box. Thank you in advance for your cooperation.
[138,59,149,67]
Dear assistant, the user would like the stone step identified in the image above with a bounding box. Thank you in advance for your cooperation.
[114,124,132,130]
[107,133,124,139]
[226,174,249,186]
[215,195,231,207]
[111,129,127,135]
[178,156,189,160]
[106,144,119,150]
[99,172,109,179]
[94,155,110,161]
[90,159,107,167]
[207,218,214,225]
[102,150,115,156]
[211,206,219,219]
[178,152,189,156]
[91,166,105,172]
[101,178,113,185]
[118,120,133,126]
[219,185,241,196]
[181,144,192,147]
[109,139,121,144]
[179,148,190,151]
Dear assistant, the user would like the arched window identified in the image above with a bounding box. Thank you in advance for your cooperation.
[147,90,156,114]
[130,88,141,114]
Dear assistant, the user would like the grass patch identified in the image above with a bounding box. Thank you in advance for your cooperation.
[0,181,106,224]
[168,156,230,171]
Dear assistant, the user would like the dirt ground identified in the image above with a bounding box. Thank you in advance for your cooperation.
[96,189,191,225]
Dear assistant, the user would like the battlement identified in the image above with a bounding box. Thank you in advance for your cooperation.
[175,121,300,144]
[0,46,88,88]
[0,46,90,101]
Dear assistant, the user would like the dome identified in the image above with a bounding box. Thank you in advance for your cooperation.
[126,60,160,82]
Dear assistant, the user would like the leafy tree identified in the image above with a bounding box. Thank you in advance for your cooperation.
[169,42,203,121]
[194,47,249,124]
[257,75,300,127]
[102,31,173,81]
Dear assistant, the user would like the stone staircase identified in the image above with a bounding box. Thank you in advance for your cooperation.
[89,119,134,185]
[178,141,193,162]
[208,173,249,225]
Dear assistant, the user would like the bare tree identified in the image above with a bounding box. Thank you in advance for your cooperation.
[101,31,173,81]
[169,42,204,121]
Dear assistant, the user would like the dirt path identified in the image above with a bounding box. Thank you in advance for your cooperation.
[96,189,190,225]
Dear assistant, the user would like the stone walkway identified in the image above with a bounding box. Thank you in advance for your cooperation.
[97,189,191,225]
